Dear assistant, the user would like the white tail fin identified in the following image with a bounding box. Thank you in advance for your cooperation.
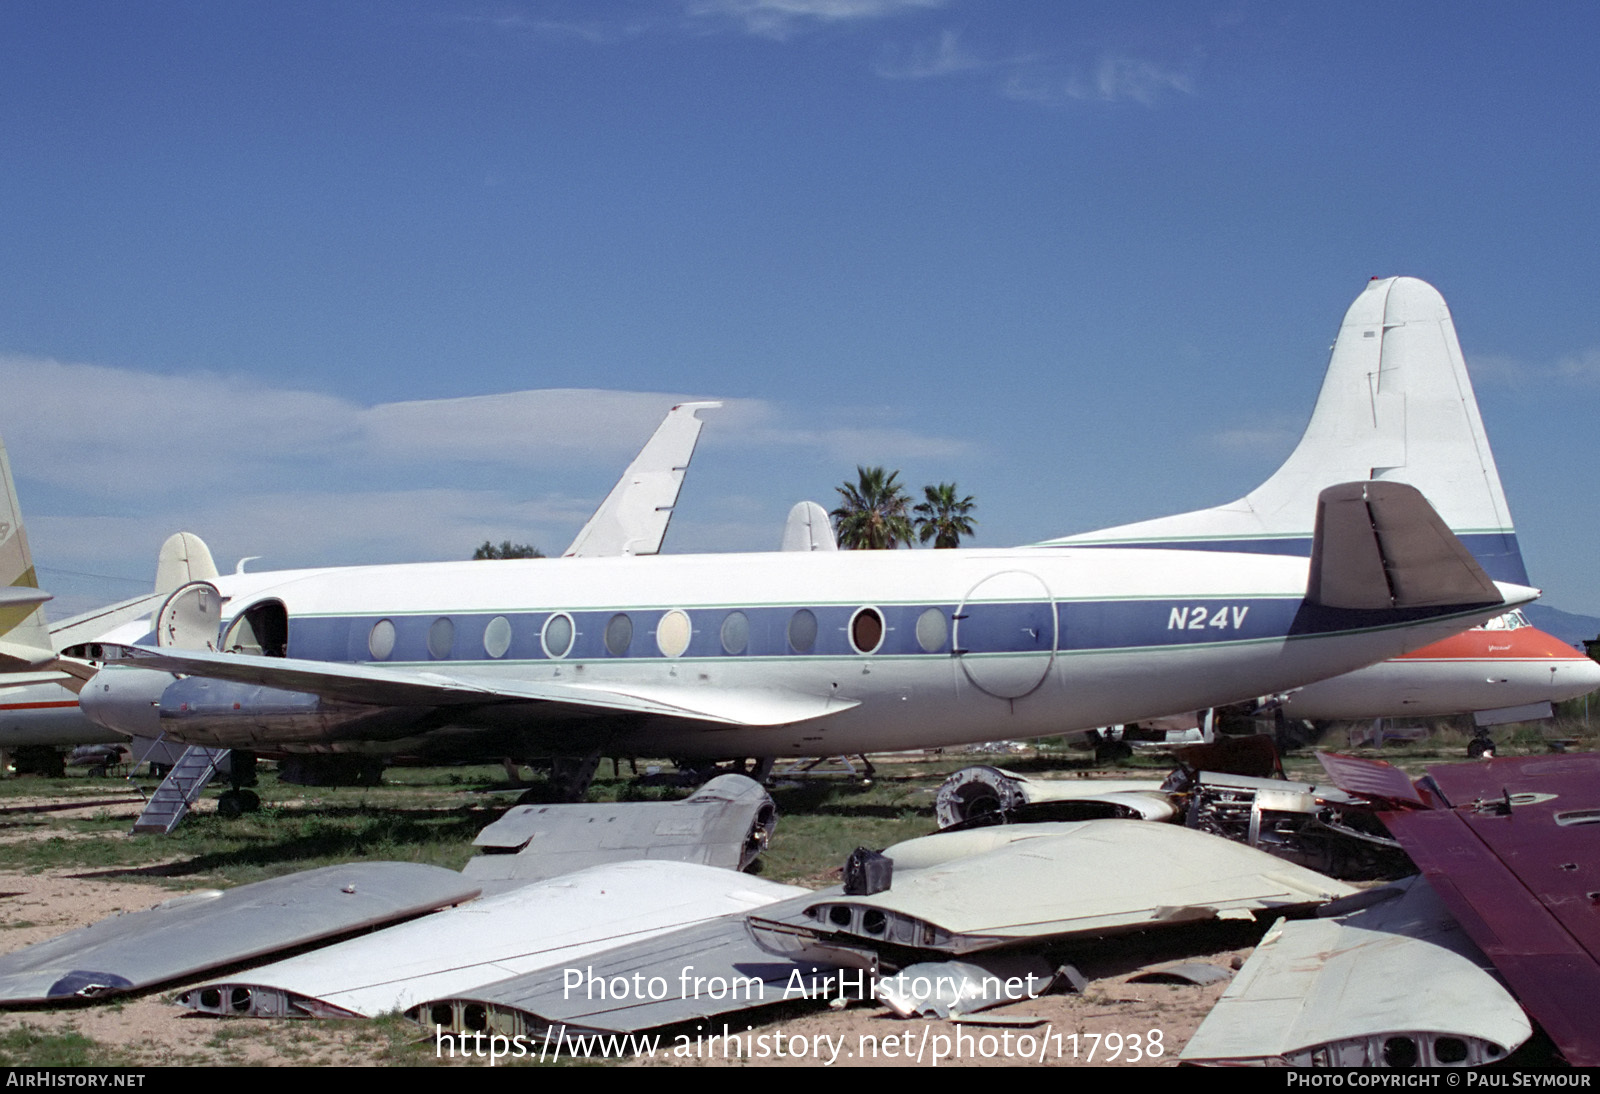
[155,531,220,594]
[562,401,721,558]
[0,434,55,667]
[1047,277,1527,584]
[781,501,838,552]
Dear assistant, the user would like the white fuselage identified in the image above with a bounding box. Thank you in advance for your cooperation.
[80,544,1529,760]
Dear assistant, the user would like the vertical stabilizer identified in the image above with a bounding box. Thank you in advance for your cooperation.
[1047,278,1527,584]
[563,402,722,558]
[0,434,55,666]
[155,532,220,594]
[780,501,838,552]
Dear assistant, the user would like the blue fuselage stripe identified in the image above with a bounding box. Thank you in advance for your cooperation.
[276,595,1481,666]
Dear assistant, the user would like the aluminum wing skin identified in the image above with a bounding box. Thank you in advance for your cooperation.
[748,821,1355,958]
[1317,752,1600,1067]
[413,890,833,1038]
[179,861,805,1019]
[0,863,479,1005]
[1181,876,1530,1066]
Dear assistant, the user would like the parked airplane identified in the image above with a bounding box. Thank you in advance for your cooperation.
[0,403,719,776]
[67,282,1532,790]
[1050,276,1600,727]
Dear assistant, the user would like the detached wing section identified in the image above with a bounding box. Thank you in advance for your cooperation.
[91,644,856,727]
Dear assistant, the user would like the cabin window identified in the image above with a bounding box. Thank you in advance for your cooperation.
[849,607,885,654]
[542,613,574,659]
[368,619,396,661]
[915,607,947,653]
[483,616,513,659]
[605,613,633,656]
[787,609,817,654]
[720,612,749,655]
[656,610,691,658]
[427,617,455,660]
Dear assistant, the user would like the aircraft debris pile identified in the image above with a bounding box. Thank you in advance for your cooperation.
[460,773,775,891]
[935,761,1411,879]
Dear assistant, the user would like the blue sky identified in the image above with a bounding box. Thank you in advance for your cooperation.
[4,1,1599,616]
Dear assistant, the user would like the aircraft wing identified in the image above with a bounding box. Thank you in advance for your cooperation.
[562,401,721,558]
[94,644,857,727]
[1317,751,1600,1067]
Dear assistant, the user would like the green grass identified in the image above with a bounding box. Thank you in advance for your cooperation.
[0,1025,118,1067]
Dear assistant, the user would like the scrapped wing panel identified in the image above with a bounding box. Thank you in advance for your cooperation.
[1181,876,1530,1066]
[179,861,805,1019]
[413,890,830,1038]
[750,821,1353,957]
[0,864,479,1005]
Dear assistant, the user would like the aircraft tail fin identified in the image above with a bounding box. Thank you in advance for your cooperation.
[155,532,220,594]
[780,501,838,552]
[0,434,56,667]
[563,402,721,558]
[1049,278,1526,584]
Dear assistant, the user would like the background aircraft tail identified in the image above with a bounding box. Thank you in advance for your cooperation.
[1046,277,1527,585]
[0,434,55,667]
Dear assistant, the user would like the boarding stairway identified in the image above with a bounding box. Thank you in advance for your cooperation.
[130,745,230,834]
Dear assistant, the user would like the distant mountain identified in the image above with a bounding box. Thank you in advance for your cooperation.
[1524,604,1600,648]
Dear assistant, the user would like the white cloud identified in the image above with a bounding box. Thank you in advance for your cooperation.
[1002,54,1195,108]
[2,354,970,579]
[1466,348,1600,389]
[1555,348,1600,383]
[684,0,945,41]
[874,29,982,79]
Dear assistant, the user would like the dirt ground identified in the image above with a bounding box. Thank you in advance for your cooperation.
[0,789,1248,1068]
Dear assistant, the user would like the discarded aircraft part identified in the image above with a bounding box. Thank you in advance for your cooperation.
[1179,770,1406,879]
[934,766,1172,829]
[561,401,721,559]
[412,890,843,1038]
[876,954,1058,1019]
[843,847,892,896]
[1314,751,1427,808]
[180,861,804,1019]
[881,822,1089,872]
[0,863,479,1005]
[461,774,776,889]
[1128,962,1232,986]
[752,821,1355,960]
[1332,754,1600,1067]
[1180,876,1530,1067]
[781,501,837,552]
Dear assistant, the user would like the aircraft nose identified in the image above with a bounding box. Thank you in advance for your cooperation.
[1558,652,1600,698]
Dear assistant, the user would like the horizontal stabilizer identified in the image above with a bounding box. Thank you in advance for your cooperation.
[92,644,857,727]
[1307,482,1503,610]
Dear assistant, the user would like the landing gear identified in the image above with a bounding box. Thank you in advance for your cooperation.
[216,789,261,818]
[1090,730,1133,765]
[1467,734,1496,759]
[217,749,261,817]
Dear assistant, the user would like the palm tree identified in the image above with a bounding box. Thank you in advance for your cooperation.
[915,482,977,548]
[831,466,915,549]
